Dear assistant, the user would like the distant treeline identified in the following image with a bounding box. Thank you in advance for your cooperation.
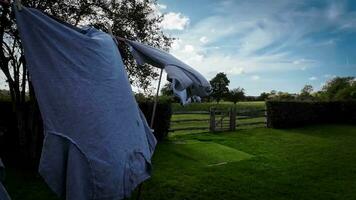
[160,75,356,103]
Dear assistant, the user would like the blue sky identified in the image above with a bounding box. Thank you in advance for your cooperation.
[157,0,356,95]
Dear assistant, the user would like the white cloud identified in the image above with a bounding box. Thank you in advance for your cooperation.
[293,58,316,65]
[251,75,260,80]
[166,5,324,78]
[157,3,167,10]
[228,67,245,75]
[309,76,318,81]
[161,12,190,30]
[170,39,306,80]
[183,44,195,53]
[323,74,336,79]
[148,3,167,19]
[171,39,182,50]
[171,43,205,65]
[199,36,209,44]
[238,24,277,56]
[292,59,316,71]
[160,0,355,95]
[326,2,344,21]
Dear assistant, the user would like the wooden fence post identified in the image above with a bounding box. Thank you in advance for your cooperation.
[265,110,268,128]
[210,107,216,132]
[229,107,236,131]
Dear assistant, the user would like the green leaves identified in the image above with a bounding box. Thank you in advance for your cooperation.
[1,0,172,91]
[209,72,230,103]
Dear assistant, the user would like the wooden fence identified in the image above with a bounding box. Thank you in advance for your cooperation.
[170,108,266,133]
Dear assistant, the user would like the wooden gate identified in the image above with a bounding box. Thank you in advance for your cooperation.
[209,108,236,132]
[170,107,266,133]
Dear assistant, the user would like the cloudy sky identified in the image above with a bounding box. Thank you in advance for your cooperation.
[157,0,356,95]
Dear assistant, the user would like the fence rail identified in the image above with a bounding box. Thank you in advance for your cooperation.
[237,121,266,126]
[170,126,210,131]
[173,111,210,115]
[169,108,267,133]
[171,119,209,123]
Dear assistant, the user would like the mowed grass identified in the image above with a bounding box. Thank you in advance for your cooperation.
[168,140,253,165]
[4,124,356,200]
[142,124,356,200]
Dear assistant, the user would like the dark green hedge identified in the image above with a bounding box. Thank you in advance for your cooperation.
[0,99,171,168]
[0,101,43,168]
[138,100,172,141]
[266,101,356,128]
[0,99,171,153]
[0,101,18,162]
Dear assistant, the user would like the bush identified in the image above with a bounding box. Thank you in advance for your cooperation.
[138,100,172,141]
[266,101,356,128]
[0,101,22,167]
[0,101,43,168]
[0,98,172,168]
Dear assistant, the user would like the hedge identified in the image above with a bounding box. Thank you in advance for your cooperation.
[266,101,356,128]
[0,101,18,164]
[138,100,172,141]
[0,99,172,168]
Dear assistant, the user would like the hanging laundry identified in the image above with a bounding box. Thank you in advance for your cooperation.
[0,158,11,200]
[14,6,156,200]
[123,39,212,105]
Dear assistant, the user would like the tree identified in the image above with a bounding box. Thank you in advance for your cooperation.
[322,77,355,100]
[268,91,295,100]
[301,85,313,95]
[270,90,277,95]
[276,92,295,100]
[299,84,314,100]
[209,72,230,103]
[0,0,172,166]
[227,87,245,104]
[161,82,173,96]
[258,92,269,101]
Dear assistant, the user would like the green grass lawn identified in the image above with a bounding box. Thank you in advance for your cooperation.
[4,124,356,200]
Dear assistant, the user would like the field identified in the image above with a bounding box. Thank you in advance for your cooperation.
[170,114,266,135]
[170,101,266,135]
[4,124,356,200]
[172,101,266,112]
